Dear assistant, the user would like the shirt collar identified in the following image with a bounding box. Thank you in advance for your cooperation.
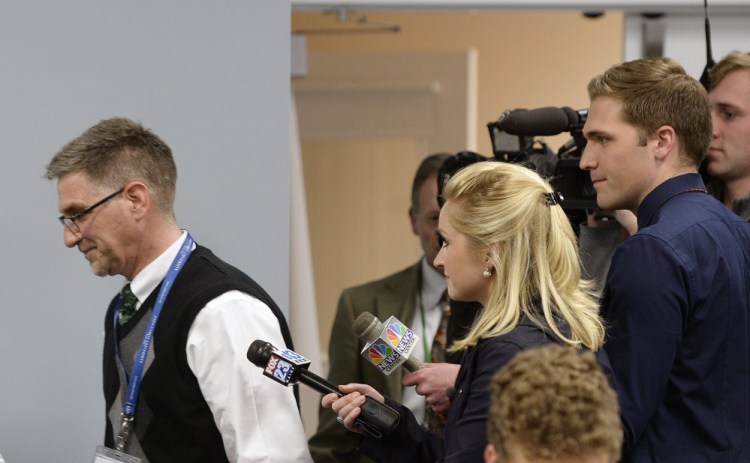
[127,230,189,304]
[420,257,446,310]
[637,173,706,229]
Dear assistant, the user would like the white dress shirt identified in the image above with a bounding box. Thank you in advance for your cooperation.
[125,231,312,463]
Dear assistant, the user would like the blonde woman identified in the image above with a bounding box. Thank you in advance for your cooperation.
[322,161,609,463]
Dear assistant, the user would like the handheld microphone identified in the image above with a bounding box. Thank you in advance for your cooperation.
[246,340,400,438]
[353,312,424,374]
[500,106,582,136]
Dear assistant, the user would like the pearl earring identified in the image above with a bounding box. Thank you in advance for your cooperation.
[483,268,492,278]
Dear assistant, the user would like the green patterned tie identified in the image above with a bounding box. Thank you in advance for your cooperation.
[118,284,138,325]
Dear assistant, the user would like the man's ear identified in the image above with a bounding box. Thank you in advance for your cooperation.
[409,206,418,236]
[484,443,498,463]
[653,125,677,161]
[123,182,150,219]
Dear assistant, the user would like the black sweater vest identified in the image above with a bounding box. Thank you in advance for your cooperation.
[103,245,295,462]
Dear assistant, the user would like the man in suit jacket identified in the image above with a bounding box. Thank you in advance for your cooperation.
[308,153,478,463]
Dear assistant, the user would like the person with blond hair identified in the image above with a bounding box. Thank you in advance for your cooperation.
[581,56,750,461]
[485,344,622,463]
[707,51,750,219]
[321,161,608,462]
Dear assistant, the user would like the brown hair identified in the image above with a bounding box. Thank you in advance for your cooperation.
[46,117,177,218]
[412,153,451,212]
[710,51,750,89]
[588,57,711,167]
[488,344,622,462]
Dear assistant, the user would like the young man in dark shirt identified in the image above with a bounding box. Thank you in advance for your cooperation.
[581,57,750,462]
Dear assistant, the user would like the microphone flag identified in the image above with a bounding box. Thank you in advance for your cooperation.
[360,315,420,375]
[261,346,311,386]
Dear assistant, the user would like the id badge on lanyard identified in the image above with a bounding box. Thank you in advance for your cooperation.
[92,445,142,463]
[94,233,194,460]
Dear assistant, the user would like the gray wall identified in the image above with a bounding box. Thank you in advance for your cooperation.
[625,14,750,75]
[0,2,291,461]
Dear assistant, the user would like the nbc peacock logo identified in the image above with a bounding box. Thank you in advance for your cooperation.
[386,322,407,347]
[368,343,393,365]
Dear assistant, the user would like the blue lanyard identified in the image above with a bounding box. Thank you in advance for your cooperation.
[113,233,194,418]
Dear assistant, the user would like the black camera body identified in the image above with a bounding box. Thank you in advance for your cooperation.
[486,106,597,211]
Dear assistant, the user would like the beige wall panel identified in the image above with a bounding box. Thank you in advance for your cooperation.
[302,138,423,347]
[293,10,624,353]
[295,49,474,352]
[294,10,624,154]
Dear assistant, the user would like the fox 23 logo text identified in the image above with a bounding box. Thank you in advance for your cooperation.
[263,349,310,385]
[264,354,295,384]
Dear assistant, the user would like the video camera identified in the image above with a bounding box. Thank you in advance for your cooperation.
[487,106,596,210]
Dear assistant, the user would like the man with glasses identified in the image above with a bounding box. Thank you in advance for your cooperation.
[46,117,312,463]
[57,187,123,243]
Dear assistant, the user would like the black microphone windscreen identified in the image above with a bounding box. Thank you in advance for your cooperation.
[500,107,571,136]
[561,106,579,125]
[247,339,273,367]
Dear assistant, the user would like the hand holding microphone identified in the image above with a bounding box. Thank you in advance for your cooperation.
[321,383,390,437]
[354,312,457,415]
[246,340,399,438]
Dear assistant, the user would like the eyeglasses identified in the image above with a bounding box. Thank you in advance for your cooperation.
[58,187,125,234]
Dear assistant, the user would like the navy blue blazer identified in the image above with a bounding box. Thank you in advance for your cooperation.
[359,315,610,462]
